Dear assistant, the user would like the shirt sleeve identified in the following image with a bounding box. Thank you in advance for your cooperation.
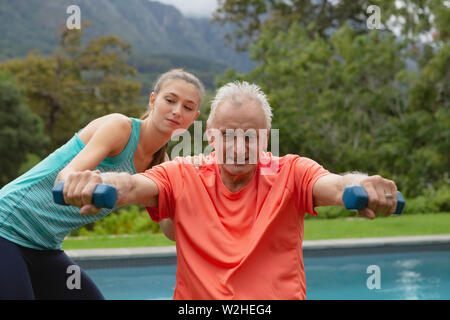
[293,156,330,216]
[139,159,184,222]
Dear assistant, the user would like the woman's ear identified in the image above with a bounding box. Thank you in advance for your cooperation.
[194,110,200,121]
[149,92,156,110]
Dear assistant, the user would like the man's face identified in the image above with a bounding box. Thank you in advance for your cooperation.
[208,96,268,176]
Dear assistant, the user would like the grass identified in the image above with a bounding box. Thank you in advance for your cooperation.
[62,213,450,250]
[303,212,450,240]
[62,233,174,250]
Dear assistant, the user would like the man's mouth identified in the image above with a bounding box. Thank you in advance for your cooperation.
[225,157,251,164]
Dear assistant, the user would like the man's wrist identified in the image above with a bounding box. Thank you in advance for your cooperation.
[341,171,368,187]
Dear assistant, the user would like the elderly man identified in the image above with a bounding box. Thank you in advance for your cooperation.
[64,81,399,299]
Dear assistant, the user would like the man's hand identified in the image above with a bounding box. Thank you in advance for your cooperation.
[357,175,398,219]
[58,170,103,215]
[55,171,159,215]
[313,173,398,219]
[56,170,134,215]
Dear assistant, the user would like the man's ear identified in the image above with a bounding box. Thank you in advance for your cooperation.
[206,125,215,145]
[260,128,270,151]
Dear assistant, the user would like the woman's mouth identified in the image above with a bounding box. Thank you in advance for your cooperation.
[167,119,180,126]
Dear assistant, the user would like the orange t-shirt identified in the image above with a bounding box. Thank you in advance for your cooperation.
[141,152,329,300]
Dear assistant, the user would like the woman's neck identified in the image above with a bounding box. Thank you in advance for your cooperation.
[138,118,171,156]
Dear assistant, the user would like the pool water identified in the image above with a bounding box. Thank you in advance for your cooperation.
[85,250,450,300]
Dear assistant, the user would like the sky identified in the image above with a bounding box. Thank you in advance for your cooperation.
[154,0,218,17]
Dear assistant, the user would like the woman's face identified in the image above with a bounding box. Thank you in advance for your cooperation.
[149,79,201,135]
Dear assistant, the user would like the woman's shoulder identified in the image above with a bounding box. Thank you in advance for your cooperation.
[77,113,133,151]
[80,113,131,136]
[100,113,133,129]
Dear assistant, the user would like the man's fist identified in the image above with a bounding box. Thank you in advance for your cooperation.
[358,175,398,219]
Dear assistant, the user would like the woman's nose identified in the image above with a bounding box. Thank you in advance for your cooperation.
[172,103,182,117]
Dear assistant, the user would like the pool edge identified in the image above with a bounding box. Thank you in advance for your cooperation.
[66,234,450,268]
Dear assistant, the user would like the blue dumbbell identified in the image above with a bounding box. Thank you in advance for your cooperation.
[52,181,117,209]
[342,185,405,215]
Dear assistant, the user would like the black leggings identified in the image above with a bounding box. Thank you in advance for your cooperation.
[0,236,104,300]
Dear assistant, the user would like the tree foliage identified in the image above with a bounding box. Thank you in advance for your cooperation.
[0,71,48,186]
[216,1,449,197]
[0,25,142,152]
[214,0,448,50]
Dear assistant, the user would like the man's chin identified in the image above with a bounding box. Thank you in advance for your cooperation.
[222,163,256,176]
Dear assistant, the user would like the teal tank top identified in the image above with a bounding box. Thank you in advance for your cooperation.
[0,117,141,250]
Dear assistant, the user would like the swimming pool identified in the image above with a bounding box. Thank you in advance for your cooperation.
[84,250,450,300]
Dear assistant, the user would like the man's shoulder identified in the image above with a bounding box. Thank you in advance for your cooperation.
[260,152,300,166]
[169,154,216,171]
[259,152,321,173]
[271,153,319,164]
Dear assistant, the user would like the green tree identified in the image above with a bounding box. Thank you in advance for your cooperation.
[1,26,142,152]
[215,0,449,197]
[214,0,447,50]
[0,71,48,187]
[217,22,448,196]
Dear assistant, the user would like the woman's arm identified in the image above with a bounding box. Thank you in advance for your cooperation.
[55,115,131,208]
[160,219,175,241]
[55,115,131,183]
[158,152,176,241]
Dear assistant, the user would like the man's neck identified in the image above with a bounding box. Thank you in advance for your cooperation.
[218,165,257,193]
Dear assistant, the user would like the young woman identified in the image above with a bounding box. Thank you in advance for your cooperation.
[0,69,203,299]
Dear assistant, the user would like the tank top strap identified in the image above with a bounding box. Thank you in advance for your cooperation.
[99,117,141,167]
[122,117,141,158]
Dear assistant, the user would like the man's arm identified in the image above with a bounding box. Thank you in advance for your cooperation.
[60,171,160,215]
[112,173,159,208]
[313,172,398,219]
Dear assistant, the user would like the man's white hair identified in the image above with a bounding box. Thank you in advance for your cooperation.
[207,81,273,128]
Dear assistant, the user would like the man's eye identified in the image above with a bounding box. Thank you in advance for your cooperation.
[166,98,173,103]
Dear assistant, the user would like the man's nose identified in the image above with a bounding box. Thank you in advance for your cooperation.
[234,138,249,154]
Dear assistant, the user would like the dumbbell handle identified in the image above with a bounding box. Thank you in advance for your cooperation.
[52,181,118,209]
[342,185,405,215]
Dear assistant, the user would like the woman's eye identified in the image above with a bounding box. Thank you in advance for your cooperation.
[166,98,173,103]
[184,105,193,111]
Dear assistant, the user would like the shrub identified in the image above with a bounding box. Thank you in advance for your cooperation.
[70,205,161,237]
[310,184,450,218]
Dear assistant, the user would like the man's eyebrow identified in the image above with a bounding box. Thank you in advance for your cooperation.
[166,92,196,105]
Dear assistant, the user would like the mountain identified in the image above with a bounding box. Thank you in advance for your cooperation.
[0,0,254,89]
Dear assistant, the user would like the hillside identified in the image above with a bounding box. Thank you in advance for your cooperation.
[0,0,253,89]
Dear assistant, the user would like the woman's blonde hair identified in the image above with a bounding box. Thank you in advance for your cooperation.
[141,69,205,168]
